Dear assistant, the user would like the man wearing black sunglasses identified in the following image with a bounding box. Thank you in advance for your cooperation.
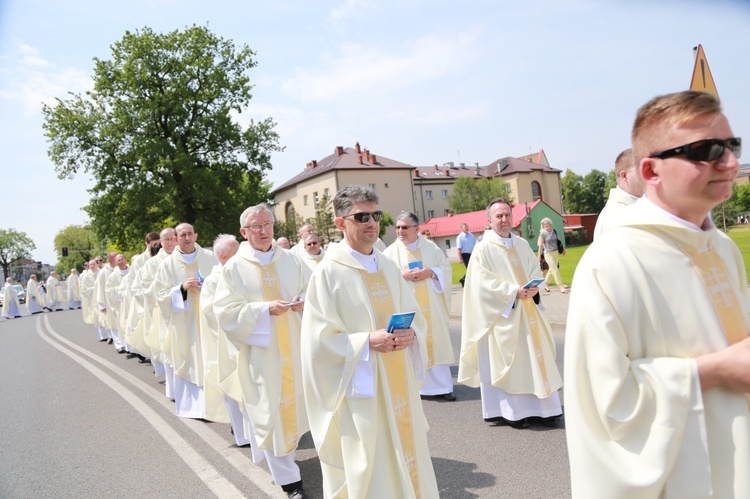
[566,91,749,498]
[301,185,439,498]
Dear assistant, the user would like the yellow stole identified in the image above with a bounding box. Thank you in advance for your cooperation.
[360,269,421,499]
[256,261,298,454]
[184,261,202,337]
[406,247,434,369]
[501,243,553,397]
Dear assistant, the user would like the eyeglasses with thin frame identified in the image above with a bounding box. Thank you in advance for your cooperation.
[342,210,383,223]
[395,224,415,230]
[650,137,741,162]
[243,222,273,232]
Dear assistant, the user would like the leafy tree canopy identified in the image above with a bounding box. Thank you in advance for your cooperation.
[42,25,282,252]
[53,225,105,274]
[562,168,607,214]
[448,177,514,214]
[0,228,36,280]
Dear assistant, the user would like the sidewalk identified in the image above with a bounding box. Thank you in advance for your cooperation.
[449,284,570,331]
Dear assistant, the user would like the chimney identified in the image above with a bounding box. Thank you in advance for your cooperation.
[413,170,419,177]
[370,154,377,164]
[335,146,344,156]
[355,142,361,154]
[434,164,439,171]
[363,149,370,162]
[358,154,363,164]
[305,161,313,169]
[311,159,317,168]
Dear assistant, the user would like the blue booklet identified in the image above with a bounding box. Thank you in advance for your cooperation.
[408,260,423,270]
[523,278,545,289]
[386,311,416,333]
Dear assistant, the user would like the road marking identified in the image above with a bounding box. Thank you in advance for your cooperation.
[38,316,284,498]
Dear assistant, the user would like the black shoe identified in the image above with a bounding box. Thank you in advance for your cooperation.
[485,416,530,429]
[117,348,126,354]
[125,353,138,359]
[285,488,308,499]
[137,356,151,364]
[107,339,113,345]
[99,339,107,342]
[441,392,457,401]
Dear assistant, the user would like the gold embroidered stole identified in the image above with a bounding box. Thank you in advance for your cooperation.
[678,242,750,405]
[360,269,421,498]
[184,261,202,334]
[502,244,552,397]
[256,261,298,453]
[406,247,434,369]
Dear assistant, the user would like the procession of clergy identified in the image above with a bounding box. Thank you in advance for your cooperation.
[10,89,747,498]
[2,269,81,319]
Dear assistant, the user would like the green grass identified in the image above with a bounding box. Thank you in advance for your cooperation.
[451,225,750,287]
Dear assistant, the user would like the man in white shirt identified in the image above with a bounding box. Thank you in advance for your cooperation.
[456,222,475,287]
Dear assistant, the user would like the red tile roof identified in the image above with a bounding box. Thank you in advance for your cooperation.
[419,200,541,238]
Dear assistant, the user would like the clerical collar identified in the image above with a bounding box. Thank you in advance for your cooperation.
[250,245,274,265]
[118,266,129,275]
[180,249,198,264]
[638,196,712,231]
[403,234,420,251]
[487,230,513,247]
[342,240,378,273]
[615,185,640,203]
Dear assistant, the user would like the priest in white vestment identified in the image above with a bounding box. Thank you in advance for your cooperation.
[593,148,644,240]
[66,269,81,309]
[198,234,239,425]
[121,233,160,362]
[458,198,563,430]
[289,223,315,259]
[301,186,440,498]
[2,278,22,319]
[298,233,325,271]
[566,91,750,498]
[94,254,116,342]
[214,205,311,499]
[46,272,64,311]
[154,223,218,419]
[141,228,178,385]
[276,237,291,250]
[384,211,456,401]
[26,275,45,315]
[105,254,129,353]
[80,260,99,335]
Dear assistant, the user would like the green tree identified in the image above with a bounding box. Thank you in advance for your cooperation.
[42,25,282,252]
[561,169,585,213]
[448,177,514,214]
[581,169,608,214]
[53,225,104,274]
[603,169,617,203]
[0,228,36,280]
[713,183,743,232]
[312,193,337,244]
[274,206,305,243]
[379,211,395,239]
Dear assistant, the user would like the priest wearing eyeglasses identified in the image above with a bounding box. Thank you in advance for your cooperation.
[566,91,750,498]
[213,204,312,499]
[299,233,325,271]
[384,211,456,402]
[301,185,439,499]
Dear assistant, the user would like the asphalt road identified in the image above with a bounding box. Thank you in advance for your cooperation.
[0,307,571,498]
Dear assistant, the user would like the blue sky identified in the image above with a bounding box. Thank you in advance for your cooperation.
[2,0,749,264]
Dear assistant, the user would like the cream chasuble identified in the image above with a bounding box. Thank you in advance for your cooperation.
[197,265,230,423]
[79,270,97,325]
[384,236,454,369]
[565,201,750,499]
[301,242,439,499]
[141,250,170,361]
[458,234,562,397]
[154,245,218,386]
[213,241,310,457]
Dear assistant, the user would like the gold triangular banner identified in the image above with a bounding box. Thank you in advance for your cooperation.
[689,44,718,97]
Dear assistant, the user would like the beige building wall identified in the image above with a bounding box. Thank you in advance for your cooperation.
[273,171,338,223]
[413,180,455,222]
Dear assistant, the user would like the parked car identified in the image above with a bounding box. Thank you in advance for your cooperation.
[0,284,26,306]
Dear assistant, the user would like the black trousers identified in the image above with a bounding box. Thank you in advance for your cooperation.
[461,252,471,267]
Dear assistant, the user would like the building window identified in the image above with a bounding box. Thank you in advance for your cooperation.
[444,209,450,216]
[531,181,542,201]
[427,210,434,218]
[303,195,308,206]
[442,190,448,199]
[314,191,319,207]
[425,190,433,200]
[444,239,451,250]
[285,202,295,222]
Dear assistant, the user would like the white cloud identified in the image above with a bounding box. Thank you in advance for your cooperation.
[281,29,482,103]
[329,0,371,24]
[0,44,91,116]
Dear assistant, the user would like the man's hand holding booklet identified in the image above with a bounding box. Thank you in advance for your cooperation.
[386,311,416,333]
[523,278,545,289]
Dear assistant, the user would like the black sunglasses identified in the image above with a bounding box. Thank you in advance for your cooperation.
[342,210,383,223]
[650,137,741,162]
